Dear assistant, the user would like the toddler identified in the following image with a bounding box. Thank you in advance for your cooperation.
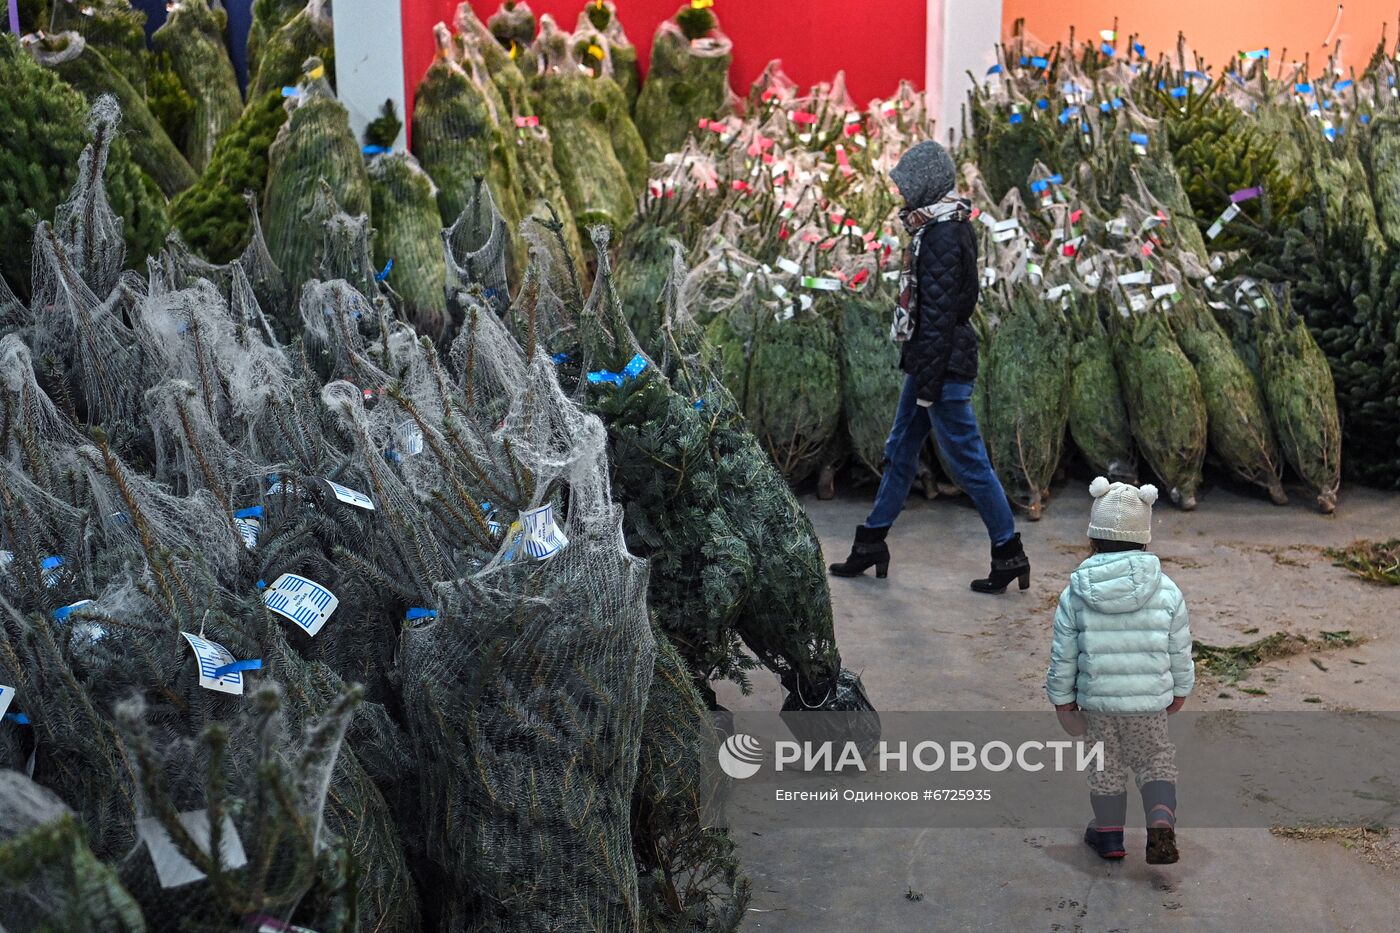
[1046,477,1194,864]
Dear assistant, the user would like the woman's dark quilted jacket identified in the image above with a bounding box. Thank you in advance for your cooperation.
[899,217,980,403]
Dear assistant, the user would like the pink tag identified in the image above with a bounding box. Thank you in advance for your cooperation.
[791,110,819,125]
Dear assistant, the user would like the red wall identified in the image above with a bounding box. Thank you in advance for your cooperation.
[401,0,926,125]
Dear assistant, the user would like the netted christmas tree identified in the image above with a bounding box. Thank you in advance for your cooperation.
[368,152,450,339]
[532,15,648,236]
[1,93,762,932]
[170,91,289,264]
[261,64,370,310]
[577,0,642,111]
[25,31,196,199]
[246,0,336,102]
[412,23,526,273]
[0,40,167,299]
[151,0,244,172]
[47,0,149,95]
[634,3,735,160]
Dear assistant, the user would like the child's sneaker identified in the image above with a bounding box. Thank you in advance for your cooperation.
[1084,822,1126,860]
[1146,827,1179,864]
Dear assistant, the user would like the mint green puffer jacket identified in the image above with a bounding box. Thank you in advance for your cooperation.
[1046,552,1194,713]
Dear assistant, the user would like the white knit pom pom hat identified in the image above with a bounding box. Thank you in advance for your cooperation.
[1087,476,1159,545]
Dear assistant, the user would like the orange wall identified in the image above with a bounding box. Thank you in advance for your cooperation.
[1002,0,1397,73]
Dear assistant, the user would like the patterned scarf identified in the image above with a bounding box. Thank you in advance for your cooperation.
[890,194,973,342]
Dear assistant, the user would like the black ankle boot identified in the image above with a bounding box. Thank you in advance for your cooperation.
[1084,822,1126,860]
[829,525,890,578]
[970,532,1030,593]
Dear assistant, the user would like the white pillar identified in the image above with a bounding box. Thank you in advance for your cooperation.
[332,0,409,151]
[926,0,1003,145]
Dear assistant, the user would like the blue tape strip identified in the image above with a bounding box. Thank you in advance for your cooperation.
[212,659,262,679]
[234,505,264,520]
[281,86,300,97]
[987,64,1002,75]
[1133,42,1145,56]
[1170,86,1188,98]
[1130,132,1150,146]
[1009,112,1023,124]
[551,352,571,364]
[406,608,438,622]
[41,556,63,570]
[4,713,29,725]
[375,258,394,282]
[1102,43,1114,56]
[1036,98,1049,110]
[1030,56,1049,68]
[1335,79,1354,91]
[1296,83,1313,94]
[363,145,390,155]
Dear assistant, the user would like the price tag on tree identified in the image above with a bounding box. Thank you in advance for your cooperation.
[181,632,247,695]
[137,810,248,889]
[263,574,339,637]
[324,479,375,511]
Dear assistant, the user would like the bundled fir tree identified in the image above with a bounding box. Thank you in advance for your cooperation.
[980,278,1072,518]
[152,0,244,172]
[634,3,734,160]
[367,152,449,339]
[411,24,526,262]
[48,0,149,94]
[261,64,370,308]
[532,16,648,236]
[0,41,166,297]
[170,91,289,263]
[24,31,196,199]
[246,0,336,101]
[577,0,642,111]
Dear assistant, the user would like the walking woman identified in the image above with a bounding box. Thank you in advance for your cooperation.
[828,141,1030,594]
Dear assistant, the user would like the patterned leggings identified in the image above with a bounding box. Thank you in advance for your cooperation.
[1084,712,1178,796]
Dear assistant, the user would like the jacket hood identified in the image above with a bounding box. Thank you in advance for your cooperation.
[1069,551,1163,614]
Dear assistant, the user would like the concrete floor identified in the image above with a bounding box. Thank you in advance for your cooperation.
[716,479,1400,932]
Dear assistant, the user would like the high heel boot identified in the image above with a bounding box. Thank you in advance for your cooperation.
[970,532,1030,593]
[828,525,890,579]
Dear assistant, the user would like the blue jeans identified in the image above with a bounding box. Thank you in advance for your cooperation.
[866,376,1017,546]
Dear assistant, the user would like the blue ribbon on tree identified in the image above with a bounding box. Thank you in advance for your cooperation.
[587,354,648,387]
[212,659,263,679]
[1130,132,1150,147]
[4,712,30,725]
[375,258,394,282]
[1101,43,1114,56]
[1009,112,1024,125]
[406,608,438,623]
[363,145,391,155]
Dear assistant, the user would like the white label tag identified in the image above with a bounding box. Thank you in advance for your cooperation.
[774,306,795,322]
[1151,284,1178,299]
[776,257,802,275]
[771,283,788,299]
[519,504,570,560]
[395,420,425,457]
[1045,284,1072,300]
[1084,272,1102,289]
[1117,271,1152,286]
[1106,218,1129,237]
[801,276,843,291]
[977,212,997,228]
[0,684,13,720]
[993,218,1020,232]
[1026,262,1044,279]
[137,810,248,889]
[325,480,374,511]
[981,267,998,286]
[1129,294,1148,312]
[800,294,815,311]
[992,228,1019,243]
[263,574,339,637]
[181,632,245,695]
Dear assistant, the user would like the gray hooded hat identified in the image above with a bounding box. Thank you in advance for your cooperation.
[890,141,957,208]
